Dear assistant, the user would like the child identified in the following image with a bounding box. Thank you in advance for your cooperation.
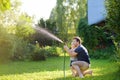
[70,43,78,76]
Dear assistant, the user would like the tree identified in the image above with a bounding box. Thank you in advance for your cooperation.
[106,0,120,61]
[49,8,57,22]
[0,0,34,41]
[0,26,14,63]
[0,0,10,11]
[49,0,87,41]
[106,0,120,41]
[0,0,35,61]
[0,0,12,63]
[15,13,35,40]
[56,0,67,40]
[62,0,87,31]
[38,18,46,28]
[106,0,120,74]
[77,18,108,50]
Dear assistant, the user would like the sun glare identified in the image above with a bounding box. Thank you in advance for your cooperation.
[20,0,56,22]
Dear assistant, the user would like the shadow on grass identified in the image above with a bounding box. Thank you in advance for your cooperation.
[51,71,120,80]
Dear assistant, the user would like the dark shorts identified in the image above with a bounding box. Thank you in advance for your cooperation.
[70,60,77,67]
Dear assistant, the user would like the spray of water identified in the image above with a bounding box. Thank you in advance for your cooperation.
[33,24,64,44]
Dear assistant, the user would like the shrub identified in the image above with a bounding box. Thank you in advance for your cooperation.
[30,45,63,61]
[77,18,116,59]
[45,46,58,57]
[11,37,31,61]
[106,0,120,70]
[77,18,108,50]
[31,48,46,61]
[0,39,14,63]
[89,46,116,59]
[45,46,63,57]
[30,43,46,61]
[0,26,14,63]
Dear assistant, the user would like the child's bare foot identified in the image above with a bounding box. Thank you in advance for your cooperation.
[90,70,93,76]
[83,70,93,76]
[79,75,84,78]
[72,73,79,77]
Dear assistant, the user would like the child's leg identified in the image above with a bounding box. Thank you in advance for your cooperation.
[71,66,78,77]
[70,66,74,75]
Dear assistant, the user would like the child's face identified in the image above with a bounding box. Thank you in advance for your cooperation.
[71,39,77,48]
[71,44,75,49]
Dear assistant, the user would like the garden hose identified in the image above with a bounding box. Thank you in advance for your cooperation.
[62,42,67,79]
[63,49,66,79]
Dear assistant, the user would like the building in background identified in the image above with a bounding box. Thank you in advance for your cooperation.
[87,0,106,26]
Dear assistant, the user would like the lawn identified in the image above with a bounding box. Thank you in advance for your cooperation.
[0,56,119,80]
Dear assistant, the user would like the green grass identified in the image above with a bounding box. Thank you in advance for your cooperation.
[0,57,119,80]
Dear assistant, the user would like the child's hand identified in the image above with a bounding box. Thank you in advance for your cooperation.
[64,45,69,51]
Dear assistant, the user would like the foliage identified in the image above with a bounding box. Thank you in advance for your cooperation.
[77,18,108,49]
[29,44,63,61]
[0,0,15,63]
[62,0,87,30]
[11,38,31,61]
[37,18,60,46]
[49,0,87,41]
[89,46,116,60]
[106,0,120,61]
[38,18,45,28]
[45,19,57,34]
[38,18,57,35]
[15,13,35,41]
[0,0,10,11]
[37,0,87,43]
[30,45,63,61]
[30,43,46,61]
[31,32,57,46]
[0,0,35,41]
[0,26,14,63]
[0,0,35,62]
[31,48,46,61]
[106,0,120,40]
[77,18,116,59]
[45,46,63,57]
[55,0,68,40]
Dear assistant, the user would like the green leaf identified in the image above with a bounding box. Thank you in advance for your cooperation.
[0,0,10,11]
